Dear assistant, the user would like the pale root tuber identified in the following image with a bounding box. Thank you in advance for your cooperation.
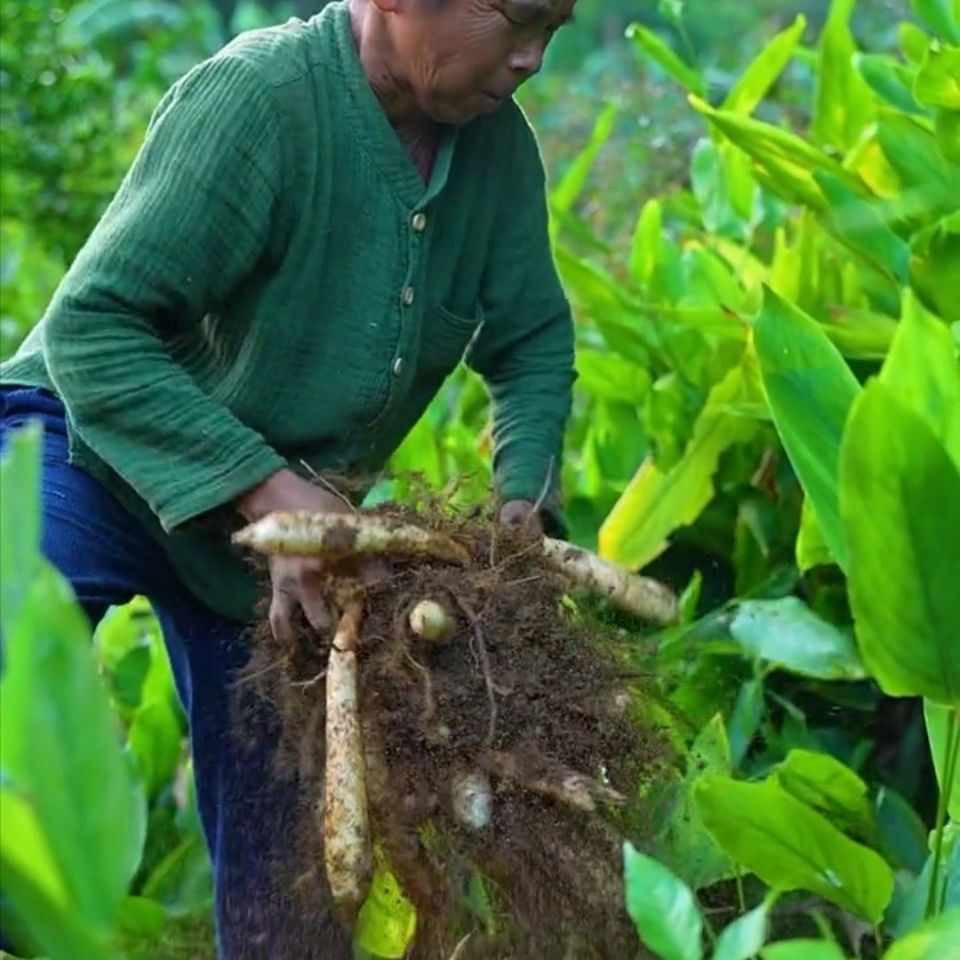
[409,599,457,643]
[450,770,494,831]
[233,511,470,566]
[323,603,372,922]
[542,538,678,625]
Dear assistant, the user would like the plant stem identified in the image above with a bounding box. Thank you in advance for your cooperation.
[925,705,959,919]
[697,895,718,947]
[734,866,746,915]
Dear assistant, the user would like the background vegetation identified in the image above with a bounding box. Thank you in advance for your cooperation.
[1,0,957,958]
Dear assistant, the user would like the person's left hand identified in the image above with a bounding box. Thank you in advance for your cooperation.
[498,498,543,535]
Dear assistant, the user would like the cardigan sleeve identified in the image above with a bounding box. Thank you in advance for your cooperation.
[41,55,287,532]
[467,106,576,530]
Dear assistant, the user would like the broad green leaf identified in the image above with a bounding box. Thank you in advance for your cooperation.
[551,104,617,215]
[910,212,960,324]
[128,700,183,798]
[911,0,960,43]
[723,16,806,116]
[797,499,834,572]
[140,834,213,915]
[761,942,848,960]
[692,139,746,237]
[881,289,960,471]
[680,245,750,314]
[840,384,960,703]
[694,777,895,922]
[754,288,861,572]
[0,784,68,910]
[947,830,960,910]
[599,363,758,569]
[0,420,41,624]
[730,597,865,682]
[914,45,960,109]
[628,23,705,95]
[813,0,876,151]
[855,53,925,114]
[925,702,960,820]
[819,309,898,361]
[576,350,651,406]
[935,108,960,164]
[900,22,931,64]
[391,411,443,489]
[773,750,874,840]
[117,896,165,939]
[654,715,735,890]
[623,843,704,960]
[0,857,112,960]
[713,900,771,960]
[0,564,147,927]
[875,787,931,874]
[815,172,910,282]
[884,907,960,960]
[877,115,960,216]
[109,646,152,712]
[727,678,765,766]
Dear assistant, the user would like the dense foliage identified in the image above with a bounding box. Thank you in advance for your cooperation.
[0,0,957,957]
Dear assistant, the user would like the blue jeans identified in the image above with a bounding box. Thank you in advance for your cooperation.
[0,387,349,960]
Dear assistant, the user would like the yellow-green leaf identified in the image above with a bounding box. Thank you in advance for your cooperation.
[355,863,418,959]
[599,363,758,570]
[813,0,876,150]
[914,44,960,109]
[628,23,705,95]
[722,15,807,116]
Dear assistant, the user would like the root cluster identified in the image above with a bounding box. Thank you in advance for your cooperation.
[234,510,674,959]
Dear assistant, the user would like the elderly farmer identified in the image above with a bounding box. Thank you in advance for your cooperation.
[0,0,577,955]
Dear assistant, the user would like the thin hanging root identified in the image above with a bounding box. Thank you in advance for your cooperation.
[448,593,498,747]
[542,538,678,625]
[233,511,470,566]
[323,603,372,923]
[479,750,627,813]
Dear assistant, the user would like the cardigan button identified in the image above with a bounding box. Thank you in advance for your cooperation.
[401,286,415,307]
[392,356,405,376]
[412,212,427,232]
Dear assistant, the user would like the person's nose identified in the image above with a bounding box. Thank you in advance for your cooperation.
[507,36,547,78]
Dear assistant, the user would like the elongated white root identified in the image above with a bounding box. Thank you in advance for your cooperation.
[324,603,372,922]
[542,538,678,625]
[233,512,470,566]
[479,750,626,813]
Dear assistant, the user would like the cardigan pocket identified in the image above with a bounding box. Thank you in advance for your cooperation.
[417,304,482,377]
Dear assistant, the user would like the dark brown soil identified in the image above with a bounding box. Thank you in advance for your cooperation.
[236,508,669,959]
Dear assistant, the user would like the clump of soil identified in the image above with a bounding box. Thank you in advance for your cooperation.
[237,507,668,959]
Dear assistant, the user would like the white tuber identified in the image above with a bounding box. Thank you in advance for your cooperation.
[409,599,457,643]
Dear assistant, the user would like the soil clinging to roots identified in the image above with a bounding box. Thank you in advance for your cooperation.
[237,510,669,959]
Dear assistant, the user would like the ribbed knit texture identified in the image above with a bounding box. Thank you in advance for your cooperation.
[1,1,575,621]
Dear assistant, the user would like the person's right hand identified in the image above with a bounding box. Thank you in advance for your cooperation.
[235,469,355,643]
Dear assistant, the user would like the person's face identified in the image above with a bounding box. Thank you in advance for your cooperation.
[385,0,576,124]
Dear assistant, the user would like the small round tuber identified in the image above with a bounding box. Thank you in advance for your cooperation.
[451,770,493,831]
[409,599,456,643]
